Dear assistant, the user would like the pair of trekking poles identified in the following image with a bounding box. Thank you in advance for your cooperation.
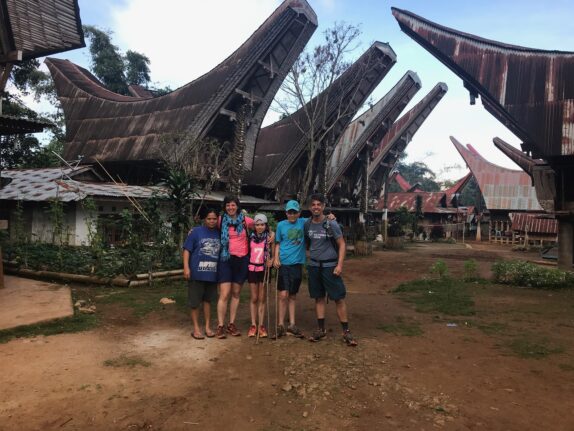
[256,250,279,344]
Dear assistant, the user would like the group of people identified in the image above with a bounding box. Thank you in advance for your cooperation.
[182,194,357,347]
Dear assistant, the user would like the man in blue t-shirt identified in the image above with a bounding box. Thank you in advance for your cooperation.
[183,210,220,340]
[273,200,306,338]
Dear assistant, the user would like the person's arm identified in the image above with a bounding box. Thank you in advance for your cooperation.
[268,230,275,244]
[183,249,191,280]
[333,236,345,276]
[273,242,281,268]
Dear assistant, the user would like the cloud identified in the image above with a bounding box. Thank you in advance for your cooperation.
[110,0,281,88]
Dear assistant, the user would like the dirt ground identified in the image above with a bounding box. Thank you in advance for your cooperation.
[1,241,574,431]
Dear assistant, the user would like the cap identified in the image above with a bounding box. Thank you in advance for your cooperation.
[285,200,300,212]
[254,213,268,224]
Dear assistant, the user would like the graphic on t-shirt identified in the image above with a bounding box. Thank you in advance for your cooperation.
[200,238,220,258]
[198,261,217,272]
[287,227,303,244]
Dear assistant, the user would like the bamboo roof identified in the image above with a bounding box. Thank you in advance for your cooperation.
[0,0,84,63]
[46,0,317,171]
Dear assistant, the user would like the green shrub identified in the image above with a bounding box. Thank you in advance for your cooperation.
[463,259,479,281]
[430,259,449,279]
[492,260,574,289]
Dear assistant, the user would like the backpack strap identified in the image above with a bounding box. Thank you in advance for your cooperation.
[304,218,312,250]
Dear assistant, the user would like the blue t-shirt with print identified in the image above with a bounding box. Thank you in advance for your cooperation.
[275,218,307,265]
[183,226,221,282]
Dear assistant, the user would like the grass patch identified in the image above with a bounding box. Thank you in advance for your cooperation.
[559,363,574,372]
[0,313,97,344]
[96,280,186,317]
[477,322,509,336]
[393,278,475,316]
[377,317,423,336]
[103,354,151,368]
[505,337,565,359]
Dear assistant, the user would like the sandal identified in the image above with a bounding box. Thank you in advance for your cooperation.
[227,322,241,337]
[191,332,205,340]
[205,330,215,338]
[342,330,358,347]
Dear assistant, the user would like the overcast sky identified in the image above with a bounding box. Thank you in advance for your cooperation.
[44,0,574,182]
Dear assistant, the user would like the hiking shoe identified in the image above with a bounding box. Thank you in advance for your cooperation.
[227,322,241,337]
[215,325,227,339]
[309,328,326,342]
[247,325,257,337]
[258,325,268,338]
[342,330,358,347]
[286,325,304,338]
[276,325,286,339]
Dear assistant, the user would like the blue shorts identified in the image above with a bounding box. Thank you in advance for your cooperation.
[278,264,302,295]
[307,265,346,301]
[218,255,249,284]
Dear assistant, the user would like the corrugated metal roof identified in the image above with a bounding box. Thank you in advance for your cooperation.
[451,136,542,211]
[46,0,317,172]
[326,70,421,192]
[391,7,574,159]
[0,167,274,205]
[509,212,557,235]
[248,41,397,190]
[368,83,447,197]
[383,191,464,215]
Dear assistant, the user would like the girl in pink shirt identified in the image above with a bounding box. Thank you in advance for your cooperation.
[247,214,273,338]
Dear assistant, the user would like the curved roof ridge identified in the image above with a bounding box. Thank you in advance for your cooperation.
[450,136,523,173]
[391,7,574,56]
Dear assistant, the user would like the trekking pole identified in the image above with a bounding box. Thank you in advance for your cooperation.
[274,267,279,340]
[256,260,270,345]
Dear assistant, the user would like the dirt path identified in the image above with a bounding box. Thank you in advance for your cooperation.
[1,241,573,430]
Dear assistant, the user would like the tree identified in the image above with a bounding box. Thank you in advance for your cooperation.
[125,50,151,86]
[390,160,441,192]
[83,26,153,95]
[276,22,369,198]
[83,25,129,95]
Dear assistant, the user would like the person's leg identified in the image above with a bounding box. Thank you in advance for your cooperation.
[288,294,297,326]
[249,282,258,326]
[335,299,348,323]
[229,282,242,324]
[217,282,231,327]
[315,296,326,320]
[191,307,202,338]
[257,281,266,327]
[203,301,214,336]
[278,289,289,328]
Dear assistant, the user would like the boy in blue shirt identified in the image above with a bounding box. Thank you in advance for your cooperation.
[273,200,306,338]
[183,209,220,339]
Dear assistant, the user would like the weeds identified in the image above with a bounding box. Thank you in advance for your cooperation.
[505,337,565,359]
[393,278,475,316]
[377,318,423,336]
[0,313,97,344]
[463,259,479,282]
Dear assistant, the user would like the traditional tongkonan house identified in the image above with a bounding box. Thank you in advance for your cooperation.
[392,7,574,268]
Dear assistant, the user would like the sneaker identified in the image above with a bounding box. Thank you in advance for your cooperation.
[227,322,241,337]
[215,325,227,339]
[286,324,304,338]
[309,328,326,342]
[276,325,286,339]
[258,325,268,338]
[342,330,358,347]
[247,325,257,337]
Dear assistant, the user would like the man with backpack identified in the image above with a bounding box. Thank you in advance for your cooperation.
[305,194,358,347]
